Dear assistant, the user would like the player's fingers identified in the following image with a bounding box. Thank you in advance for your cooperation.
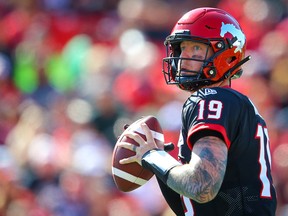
[141,123,161,149]
[118,142,137,152]
[123,131,145,145]
[119,156,137,164]
[141,123,154,142]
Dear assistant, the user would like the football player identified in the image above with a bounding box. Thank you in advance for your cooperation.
[119,7,277,216]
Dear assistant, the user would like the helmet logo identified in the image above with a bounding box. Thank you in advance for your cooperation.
[220,22,245,53]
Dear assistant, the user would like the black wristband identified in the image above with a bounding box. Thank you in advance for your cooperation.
[141,149,181,184]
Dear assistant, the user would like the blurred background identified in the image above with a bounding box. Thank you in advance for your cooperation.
[0,0,287,215]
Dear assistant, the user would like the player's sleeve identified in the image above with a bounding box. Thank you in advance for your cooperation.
[186,91,242,150]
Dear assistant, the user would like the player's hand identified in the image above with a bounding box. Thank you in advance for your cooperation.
[120,123,175,151]
[118,123,164,166]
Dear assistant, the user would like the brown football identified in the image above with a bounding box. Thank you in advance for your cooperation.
[111,115,164,192]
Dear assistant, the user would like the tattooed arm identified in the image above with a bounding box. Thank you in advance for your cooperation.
[166,136,228,203]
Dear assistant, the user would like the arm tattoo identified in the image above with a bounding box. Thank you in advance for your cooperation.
[167,136,228,203]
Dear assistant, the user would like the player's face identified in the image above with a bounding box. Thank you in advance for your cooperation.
[177,41,213,74]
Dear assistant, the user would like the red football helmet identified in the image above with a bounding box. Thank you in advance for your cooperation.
[162,7,251,91]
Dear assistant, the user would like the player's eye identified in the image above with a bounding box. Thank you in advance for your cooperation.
[180,45,185,52]
[193,45,201,51]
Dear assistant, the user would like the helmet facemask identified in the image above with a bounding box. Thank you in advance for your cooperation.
[163,35,222,91]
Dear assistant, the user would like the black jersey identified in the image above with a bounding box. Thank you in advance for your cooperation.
[157,87,277,216]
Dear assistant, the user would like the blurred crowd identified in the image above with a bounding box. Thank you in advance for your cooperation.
[0,0,287,215]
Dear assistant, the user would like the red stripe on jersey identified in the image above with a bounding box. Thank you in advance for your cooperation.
[187,123,231,149]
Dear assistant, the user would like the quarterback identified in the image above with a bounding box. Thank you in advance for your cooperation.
[119,7,277,216]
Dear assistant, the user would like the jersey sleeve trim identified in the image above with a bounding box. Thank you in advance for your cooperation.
[187,123,231,149]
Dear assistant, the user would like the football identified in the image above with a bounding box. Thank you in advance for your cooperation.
[111,115,164,192]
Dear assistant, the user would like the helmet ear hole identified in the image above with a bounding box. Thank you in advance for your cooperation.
[226,56,237,64]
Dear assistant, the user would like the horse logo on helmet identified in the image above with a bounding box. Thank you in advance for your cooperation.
[220,22,245,53]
